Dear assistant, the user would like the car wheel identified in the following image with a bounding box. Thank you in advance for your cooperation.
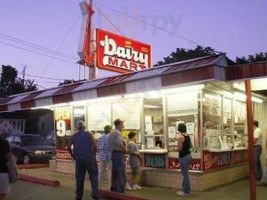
[23,154,31,165]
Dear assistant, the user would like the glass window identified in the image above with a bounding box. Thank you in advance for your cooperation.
[6,136,14,143]
[222,98,233,145]
[167,91,200,157]
[203,92,222,150]
[73,106,85,130]
[113,99,141,143]
[143,97,164,149]
[233,100,247,148]
[88,103,111,132]
[14,136,22,144]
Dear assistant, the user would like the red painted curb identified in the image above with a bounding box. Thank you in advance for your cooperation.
[99,190,152,200]
[19,174,60,187]
[18,164,49,170]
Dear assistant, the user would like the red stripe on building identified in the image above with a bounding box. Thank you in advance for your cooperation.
[53,94,73,104]
[0,105,8,112]
[97,83,126,97]
[20,100,35,109]
[227,62,267,81]
[162,66,214,87]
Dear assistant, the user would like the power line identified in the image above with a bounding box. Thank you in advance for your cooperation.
[94,5,125,36]
[0,33,78,60]
[17,72,66,81]
[94,2,221,53]
[0,41,76,64]
[40,13,81,78]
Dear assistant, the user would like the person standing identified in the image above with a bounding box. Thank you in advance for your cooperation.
[67,121,99,200]
[98,125,112,189]
[0,136,11,200]
[109,119,127,193]
[126,131,142,190]
[258,127,267,186]
[177,123,192,196]
[253,120,263,180]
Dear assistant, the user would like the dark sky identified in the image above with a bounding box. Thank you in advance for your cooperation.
[0,0,266,88]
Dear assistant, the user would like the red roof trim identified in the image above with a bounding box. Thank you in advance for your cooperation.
[53,94,73,104]
[227,62,267,81]
[20,100,35,109]
[162,66,215,87]
[97,83,126,97]
[0,105,8,112]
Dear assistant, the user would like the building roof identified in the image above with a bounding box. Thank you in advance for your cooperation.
[0,54,237,113]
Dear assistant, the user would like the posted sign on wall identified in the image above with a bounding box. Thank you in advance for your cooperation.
[96,29,152,73]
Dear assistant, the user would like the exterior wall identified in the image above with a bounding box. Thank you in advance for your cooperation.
[56,160,75,174]
[55,159,248,191]
[142,164,248,191]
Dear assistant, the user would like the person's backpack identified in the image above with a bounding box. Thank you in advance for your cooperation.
[7,154,19,183]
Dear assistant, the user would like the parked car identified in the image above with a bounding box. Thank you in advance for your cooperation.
[6,134,55,165]
[46,131,56,146]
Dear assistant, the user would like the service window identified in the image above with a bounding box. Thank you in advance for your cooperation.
[143,97,164,149]
[167,91,200,158]
[203,92,222,150]
[73,106,85,130]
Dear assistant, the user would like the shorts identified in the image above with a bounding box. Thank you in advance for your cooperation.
[131,166,140,177]
[0,173,10,194]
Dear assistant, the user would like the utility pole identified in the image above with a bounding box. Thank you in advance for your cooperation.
[22,65,27,85]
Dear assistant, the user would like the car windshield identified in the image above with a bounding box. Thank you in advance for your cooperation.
[21,136,46,146]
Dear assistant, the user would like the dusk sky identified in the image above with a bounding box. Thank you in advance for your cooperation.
[0,0,266,88]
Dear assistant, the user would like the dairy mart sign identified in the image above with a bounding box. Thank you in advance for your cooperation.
[96,29,152,73]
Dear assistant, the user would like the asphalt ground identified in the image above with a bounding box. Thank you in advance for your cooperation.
[5,168,267,200]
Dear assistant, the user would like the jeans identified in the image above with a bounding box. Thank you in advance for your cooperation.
[179,154,192,194]
[111,151,126,193]
[99,160,112,189]
[254,145,263,180]
[261,155,267,183]
[75,156,99,199]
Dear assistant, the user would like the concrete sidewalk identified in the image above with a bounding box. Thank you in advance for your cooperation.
[5,168,267,200]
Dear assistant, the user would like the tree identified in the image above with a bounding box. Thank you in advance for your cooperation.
[155,46,217,66]
[235,52,267,64]
[0,65,38,98]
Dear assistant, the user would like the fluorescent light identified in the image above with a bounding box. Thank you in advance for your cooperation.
[163,84,204,94]
[144,105,162,109]
[234,92,263,103]
[252,97,263,104]
[205,94,221,100]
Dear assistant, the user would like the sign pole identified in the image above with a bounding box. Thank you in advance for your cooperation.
[245,80,256,200]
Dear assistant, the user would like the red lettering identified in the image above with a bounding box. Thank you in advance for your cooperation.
[108,57,118,66]
[130,62,138,70]
[120,60,128,69]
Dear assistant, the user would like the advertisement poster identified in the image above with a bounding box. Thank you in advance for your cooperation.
[55,107,72,160]
[168,158,201,171]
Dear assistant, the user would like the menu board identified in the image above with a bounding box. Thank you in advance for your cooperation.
[112,100,140,129]
[88,103,111,131]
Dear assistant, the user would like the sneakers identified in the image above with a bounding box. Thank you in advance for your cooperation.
[177,191,190,196]
[125,182,133,190]
[132,184,142,190]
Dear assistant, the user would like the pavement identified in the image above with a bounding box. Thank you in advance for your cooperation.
[5,168,267,200]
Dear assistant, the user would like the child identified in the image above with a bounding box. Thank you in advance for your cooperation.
[125,131,142,190]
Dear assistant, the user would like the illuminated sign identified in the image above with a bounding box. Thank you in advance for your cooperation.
[54,107,71,137]
[96,29,152,73]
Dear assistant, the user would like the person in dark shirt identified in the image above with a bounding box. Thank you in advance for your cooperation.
[176,123,192,196]
[0,137,11,200]
[67,121,99,200]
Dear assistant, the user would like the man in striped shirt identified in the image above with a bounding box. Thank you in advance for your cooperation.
[98,125,112,189]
